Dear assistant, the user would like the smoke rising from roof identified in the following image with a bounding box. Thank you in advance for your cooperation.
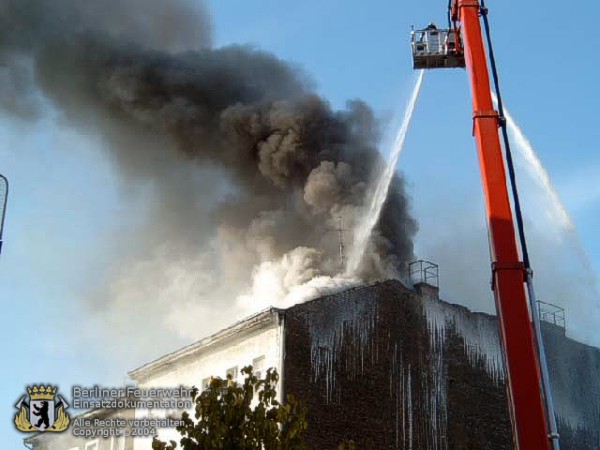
[0,0,416,358]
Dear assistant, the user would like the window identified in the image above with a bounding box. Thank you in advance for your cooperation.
[253,356,266,379]
[225,366,239,386]
[110,436,126,450]
[226,366,238,380]
[85,441,99,450]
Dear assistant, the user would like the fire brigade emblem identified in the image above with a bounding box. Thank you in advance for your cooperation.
[14,385,70,432]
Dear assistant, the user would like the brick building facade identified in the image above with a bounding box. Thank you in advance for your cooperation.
[27,279,600,449]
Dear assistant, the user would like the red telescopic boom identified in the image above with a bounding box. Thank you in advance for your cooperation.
[454,1,550,447]
[412,1,553,448]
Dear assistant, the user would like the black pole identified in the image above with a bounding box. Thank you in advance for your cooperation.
[0,174,8,255]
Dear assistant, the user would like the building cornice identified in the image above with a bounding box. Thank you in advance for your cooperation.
[128,307,284,382]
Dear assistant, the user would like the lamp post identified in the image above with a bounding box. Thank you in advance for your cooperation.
[0,174,8,255]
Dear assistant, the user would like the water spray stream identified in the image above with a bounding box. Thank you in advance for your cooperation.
[346,70,424,275]
[496,96,600,345]
[492,94,574,232]
[497,97,598,279]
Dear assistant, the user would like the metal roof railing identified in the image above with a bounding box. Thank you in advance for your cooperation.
[536,300,566,332]
[408,260,439,288]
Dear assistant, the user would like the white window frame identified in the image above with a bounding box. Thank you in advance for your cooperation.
[226,366,238,381]
[110,436,126,450]
[85,440,99,450]
[253,355,266,379]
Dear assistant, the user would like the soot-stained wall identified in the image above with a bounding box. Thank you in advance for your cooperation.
[282,279,600,450]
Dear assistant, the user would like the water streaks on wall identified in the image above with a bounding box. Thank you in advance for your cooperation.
[283,280,599,449]
[422,296,505,383]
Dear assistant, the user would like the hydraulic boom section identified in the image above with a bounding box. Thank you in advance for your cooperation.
[412,1,554,449]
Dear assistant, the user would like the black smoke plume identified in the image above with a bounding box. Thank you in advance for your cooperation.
[0,0,416,354]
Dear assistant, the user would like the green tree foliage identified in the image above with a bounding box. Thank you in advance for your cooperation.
[152,366,308,450]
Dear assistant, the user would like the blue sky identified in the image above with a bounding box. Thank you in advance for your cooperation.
[2,0,599,446]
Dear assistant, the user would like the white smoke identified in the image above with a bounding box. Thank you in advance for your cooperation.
[237,246,361,311]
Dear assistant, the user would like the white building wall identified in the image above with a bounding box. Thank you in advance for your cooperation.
[131,314,283,449]
[142,324,282,388]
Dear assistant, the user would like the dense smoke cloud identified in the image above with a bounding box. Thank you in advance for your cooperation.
[0,0,416,355]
